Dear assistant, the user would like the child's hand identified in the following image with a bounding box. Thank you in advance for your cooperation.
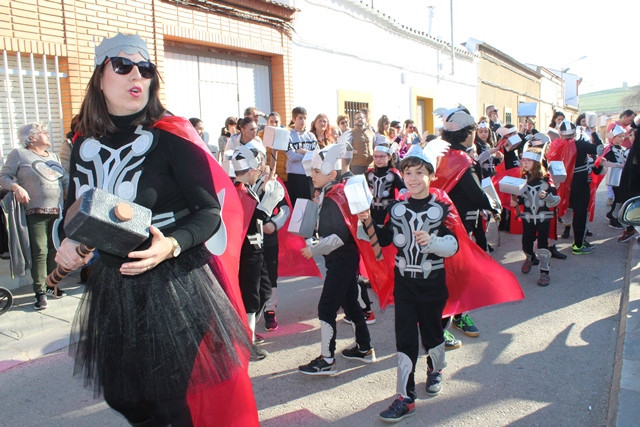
[539,190,547,199]
[413,230,430,246]
[510,196,518,207]
[264,222,276,234]
[301,247,313,259]
[357,210,370,221]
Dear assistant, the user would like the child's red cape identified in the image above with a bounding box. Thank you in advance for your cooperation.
[276,177,322,278]
[490,147,524,235]
[152,116,259,427]
[328,183,523,316]
[546,137,577,218]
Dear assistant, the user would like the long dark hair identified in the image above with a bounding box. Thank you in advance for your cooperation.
[548,112,565,129]
[76,60,166,137]
[475,117,495,147]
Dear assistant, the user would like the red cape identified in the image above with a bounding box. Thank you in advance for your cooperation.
[434,188,524,316]
[152,116,259,427]
[326,184,396,308]
[546,137,577,218]
[276,177,322,278]
[490,143,524,235]
[346,186,524,315]
[234,181,259,240]
[588,145,613,222]
[431,150,473,193]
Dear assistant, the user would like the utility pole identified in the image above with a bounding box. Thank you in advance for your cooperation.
[450,0,455,75]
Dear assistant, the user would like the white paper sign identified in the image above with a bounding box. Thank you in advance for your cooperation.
[548,161,566,184]
[499,176,527,195]
[287,199,318,238]
[344,175,373,214]
[263,126,290,151]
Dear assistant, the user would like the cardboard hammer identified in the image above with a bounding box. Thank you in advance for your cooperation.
[343,175,384,260]
[46,188,152,290]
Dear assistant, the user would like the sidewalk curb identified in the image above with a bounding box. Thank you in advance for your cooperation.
[608,238,640,426]
[0,275,82,374]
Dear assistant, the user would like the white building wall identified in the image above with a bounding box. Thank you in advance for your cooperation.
[289,0,478,126]
[538,69,561,129]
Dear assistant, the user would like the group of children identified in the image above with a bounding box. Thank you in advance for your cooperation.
[222,104,635,423]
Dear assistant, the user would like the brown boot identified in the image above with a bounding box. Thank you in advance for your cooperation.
[537,272,550,287]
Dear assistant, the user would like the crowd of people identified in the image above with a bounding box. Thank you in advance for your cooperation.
[1,31,638,425]
[199,101,638,422]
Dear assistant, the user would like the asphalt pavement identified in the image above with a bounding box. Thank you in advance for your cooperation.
[1,189,639,426]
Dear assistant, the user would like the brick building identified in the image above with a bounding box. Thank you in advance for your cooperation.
[1,0,296,168]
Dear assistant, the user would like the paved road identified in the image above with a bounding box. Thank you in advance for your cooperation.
[0,189,631,426]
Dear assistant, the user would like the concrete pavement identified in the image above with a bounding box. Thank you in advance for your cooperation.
[609,232,640,426]
[1,222,639,425]
[0,269,84,373]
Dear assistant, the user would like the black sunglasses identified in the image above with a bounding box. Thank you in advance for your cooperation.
[108,56,156,79]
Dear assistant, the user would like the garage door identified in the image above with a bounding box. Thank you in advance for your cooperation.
[164,49,271,135]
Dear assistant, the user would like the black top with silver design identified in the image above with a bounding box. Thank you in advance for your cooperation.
[516,176,559,224]
[366,166,405,225]
[375,195,457,280]
[61,113,221,266]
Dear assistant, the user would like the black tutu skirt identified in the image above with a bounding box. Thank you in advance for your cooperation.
[69,245,251,402]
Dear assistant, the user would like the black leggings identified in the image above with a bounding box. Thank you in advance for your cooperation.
[239,250,271,313]
[472,220,488,251]
[569,183,590,247]
[286,173,313,206]
[319,255,371,357]
[522,220,550,255]
[395,282,446,397]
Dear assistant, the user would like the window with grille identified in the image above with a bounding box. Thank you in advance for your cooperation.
[505,112,512,125]
[0,51,67,159]
[344,100,369,126]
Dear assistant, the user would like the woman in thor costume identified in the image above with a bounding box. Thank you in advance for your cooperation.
[55,33,258,426]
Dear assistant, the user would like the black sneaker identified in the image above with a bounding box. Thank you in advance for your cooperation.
[250,344,268,361]
[264,310,278,330]
[549,245,567,260]
[379,395,415,423]
[46,286,66,299]
[341,345,376,363]
[34,291,47,310]
[344,309,375,325]
[561,226,571,239]
[426,369,443,395]
[609,218,624,229]
[298,355,337,376]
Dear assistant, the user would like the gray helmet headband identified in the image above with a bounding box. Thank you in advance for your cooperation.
[94,33,150,66]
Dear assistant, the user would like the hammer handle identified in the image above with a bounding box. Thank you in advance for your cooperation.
[45,244,95,289]
[362,217,384,261]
